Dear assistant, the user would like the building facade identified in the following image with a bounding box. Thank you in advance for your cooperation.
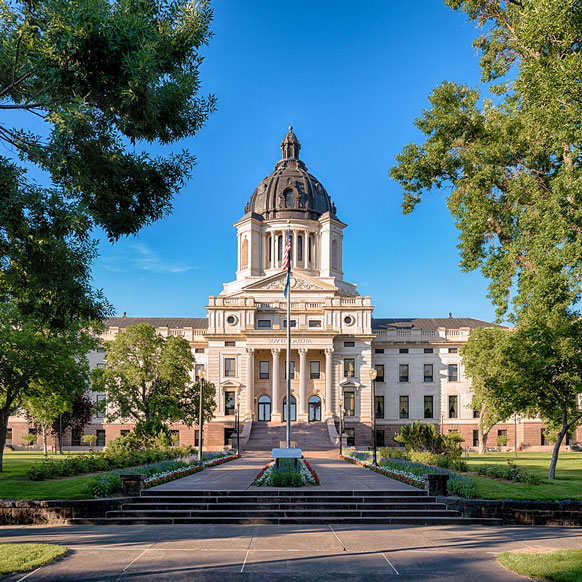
[7,129,580,451]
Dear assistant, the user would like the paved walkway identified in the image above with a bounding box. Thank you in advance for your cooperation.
[151,453,417,491]
[3,522,582,581]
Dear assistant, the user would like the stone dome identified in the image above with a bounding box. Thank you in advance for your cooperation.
[244,127,338,221]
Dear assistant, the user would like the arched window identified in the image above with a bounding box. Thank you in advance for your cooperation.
[278,235,283,261]
[241,238,248,268]
[267,234,272,263]
[297,235,303,261]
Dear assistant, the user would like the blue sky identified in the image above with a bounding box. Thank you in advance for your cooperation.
[92,1,497,322]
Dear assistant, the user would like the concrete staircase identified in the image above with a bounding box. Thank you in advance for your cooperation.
[245,421,336,453]
[72,489,501,525]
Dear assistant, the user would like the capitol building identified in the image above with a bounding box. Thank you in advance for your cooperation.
[8,129,565,451]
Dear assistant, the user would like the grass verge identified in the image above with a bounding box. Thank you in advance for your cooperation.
[498,550,582,582]
[0,543,68,576]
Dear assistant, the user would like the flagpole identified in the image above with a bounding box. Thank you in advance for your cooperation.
[286,231,291,449]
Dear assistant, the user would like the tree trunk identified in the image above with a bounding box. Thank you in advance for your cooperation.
[0,407,10,472]
[42,426,48,457]
[548,431,565,480]
[478,428,489,455]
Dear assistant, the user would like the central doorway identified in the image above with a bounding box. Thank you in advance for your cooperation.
[308,395,321,421]
[258,395,271,421]
[282,396,297,421]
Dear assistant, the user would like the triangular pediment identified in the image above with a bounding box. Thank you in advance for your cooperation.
[242,272,338,293]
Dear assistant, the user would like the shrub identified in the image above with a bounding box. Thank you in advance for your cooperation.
[476,461,539,484]
[378,446,406,459]
[394,421,463,458]
[269,469,304,487]
[496,434,508,446]
[407,451,441,465]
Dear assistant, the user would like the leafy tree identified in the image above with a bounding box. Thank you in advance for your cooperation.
[390,0,582,320]
[461,326,524,454]
[0,303,97,470]
[51,392,95,454]
[0,0,215,329]
[394,420,463,457]
[93,323,215,433]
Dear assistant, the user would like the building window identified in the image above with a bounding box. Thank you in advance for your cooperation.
[284,361,295,379]
[259,361,270,380]
[399,395,409,419]
[282,320,296,328]
[121,430,130,437]
[170,430,180,446]
[224,428,235,445]
[257,320,271,328]
[95,394,106,418]
[448,364,458,382]
[227,315,236,325]
[297,235,303,261]
[374,364,384,382]
[344,358,355,377]
[225,341,235,347]
[310,361,320,379]
[344,391,355,416]
[448,395,458,418]
[399,348,408,354]
[344,315,354,325]
[224,358,236,377]
[194,429,201,447]
[473,408,480,419]
[399,364,409,383]
[309,320,322,328]
[424,395,434,419]
[96,430,106,447]
[195,348,205,354]
[224,391,235,415]
[375,429,385,447]
[424,364,433,383]
[448,347,458,353]
[195,364,205,381]
[374,396,384,419]
[345,428,355,447]
[344,341,355,347]
[71,429,81,447]
[375,348,384,354]
[278,236,283,260]
[6,428,12,444]
[473,430,479,447]
[424,348,433,354]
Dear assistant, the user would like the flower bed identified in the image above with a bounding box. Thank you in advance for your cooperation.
[253,458,319,487]
[476,461,539,484]
[340,454,424,489]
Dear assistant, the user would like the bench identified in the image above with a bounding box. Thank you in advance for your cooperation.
[271,447,302,470]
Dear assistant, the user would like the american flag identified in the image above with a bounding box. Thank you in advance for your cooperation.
[282,229,291,272]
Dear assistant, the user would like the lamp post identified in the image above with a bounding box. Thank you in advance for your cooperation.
[369,367,378,466]
[235,396,241,455]
[339,398,344,456]
[197,368,206,464]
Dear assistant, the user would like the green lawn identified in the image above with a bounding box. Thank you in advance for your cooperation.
[498,550,582,582]
[0,451,94,500]
[466,452,582,500]
[0,543,68,576]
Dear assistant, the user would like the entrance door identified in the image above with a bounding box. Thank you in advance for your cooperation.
[282,396,297,421]
[308,395,321,422]
[258,395,271,421]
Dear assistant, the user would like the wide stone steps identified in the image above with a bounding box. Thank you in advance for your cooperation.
[68,489,501,526]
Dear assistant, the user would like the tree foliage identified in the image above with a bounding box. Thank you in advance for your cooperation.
[390,0,582,320]
[93,323,216,432]
[394,420,463,457]
[0,0,215,329]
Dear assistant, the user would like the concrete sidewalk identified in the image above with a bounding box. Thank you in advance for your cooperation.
[3,522,582,581]
[150,453,417,491]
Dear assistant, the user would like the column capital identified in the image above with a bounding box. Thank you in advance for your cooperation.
[325,348,334,356]
[246,347,255,355]
[298,348,308,356]
[271,348,281,355]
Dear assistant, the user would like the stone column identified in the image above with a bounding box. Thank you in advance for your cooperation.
[271,348,281,413]
[246,348,254,418]
[298,348,308,416]
[325,348,334,416]
[292,230,297,268]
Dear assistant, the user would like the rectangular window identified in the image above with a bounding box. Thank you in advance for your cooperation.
[170,430,180,446]
[121,430,130,437]
[71,429,81,447]
[424,348,433,354]
[448,347,458,353]
[310,361,320,379]
[497,429,507,438]
[541,428,547,446]
[259,361,270,380]
[225,341,235,347]
[344,341,355,347]
[308,320,322,328]
[473,430,479,447]
[96,430,106,447]
[375,348,384,354]
[399,348,409,354]
[424,364,433,383]
[95,394,106,418]
[448,364,458,382]
[224,358,236,377]
[473,408,480,419]
[224,428,235,445]
[224,391,235,416]
[284,361,295,379]
[6,428,12,444]
[448,395,458,418]
[399,364,409,383]
[344,391,355,416]
[399,395,409,419]
[195,348,205,354]
[374,364,384,382]
[374,396,384,419]
[424,395,434,419]
[345,428,356,447]
[375,429,385,447]
[283,320,297,328]
[344,358,355,377]
[194,429,201,447]
[257,320,271,328]
[195,364,205,381]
